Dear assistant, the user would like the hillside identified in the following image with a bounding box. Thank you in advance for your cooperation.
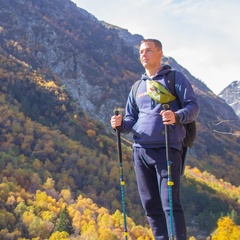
[1,0,240,185]
[0,0,240,239]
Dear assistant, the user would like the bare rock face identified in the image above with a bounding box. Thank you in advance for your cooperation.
[219,81,240,118]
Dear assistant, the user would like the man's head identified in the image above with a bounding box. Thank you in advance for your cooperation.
[139,39,163,74]
[140,39,162,51]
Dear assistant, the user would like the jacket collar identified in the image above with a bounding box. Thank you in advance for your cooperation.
[141,64,171,80]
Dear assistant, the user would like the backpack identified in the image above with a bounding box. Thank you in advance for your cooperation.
[165,70,197,148]
[132,70,196,148]
[132,70,197,175]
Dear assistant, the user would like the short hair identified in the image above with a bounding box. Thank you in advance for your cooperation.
[140,39,162,51]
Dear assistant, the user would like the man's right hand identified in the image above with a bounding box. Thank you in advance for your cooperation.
[110,115,122,129]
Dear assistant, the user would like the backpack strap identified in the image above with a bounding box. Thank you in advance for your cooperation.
[165,70,182,108]
[132,79,142,110]
[165,70,176,95]
[165,70,191,176]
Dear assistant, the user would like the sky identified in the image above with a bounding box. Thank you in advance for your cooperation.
[72,0,240,95]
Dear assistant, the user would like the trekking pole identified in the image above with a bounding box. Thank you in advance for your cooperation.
[114,110,128,240]
[163,104,175,240]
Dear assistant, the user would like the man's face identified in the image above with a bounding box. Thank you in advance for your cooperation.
[139,41,162,69]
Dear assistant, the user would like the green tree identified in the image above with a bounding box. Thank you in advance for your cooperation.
[56,206,74,235]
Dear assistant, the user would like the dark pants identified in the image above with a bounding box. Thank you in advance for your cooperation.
[132,147,186,240]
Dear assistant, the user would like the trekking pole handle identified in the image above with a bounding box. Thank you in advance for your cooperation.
[163,104,170,111]
[114,110,122,132]
[114,109,121,154]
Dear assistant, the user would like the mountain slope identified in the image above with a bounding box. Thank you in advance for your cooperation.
[1,0,240,186]
[0,0,240,238]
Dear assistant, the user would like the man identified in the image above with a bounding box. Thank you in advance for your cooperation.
[110,39,199,240]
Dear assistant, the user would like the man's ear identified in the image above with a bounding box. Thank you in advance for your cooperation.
[159,50,163,58]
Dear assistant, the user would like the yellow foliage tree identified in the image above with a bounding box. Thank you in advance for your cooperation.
[131,225,151,239]
[49,231,69,240]
[98,229,118,240]
[188,236,196,240]
[211,216,240,240]
[6,195,16,206]
[28,216,53,239]
[112,210,124,228]
[97,212,114,230]
[87,129,96,137]
[21,211,35,227]
[80,223,98,239]
[41,210,55,221]
[60,189,73,203]
[44,178,55,190]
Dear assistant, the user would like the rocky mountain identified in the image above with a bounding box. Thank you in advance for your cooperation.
[219,80,240,118]
[1,0,240,183]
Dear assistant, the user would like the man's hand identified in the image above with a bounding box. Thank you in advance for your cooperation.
[110,115,122,129]
[160,110,176,125]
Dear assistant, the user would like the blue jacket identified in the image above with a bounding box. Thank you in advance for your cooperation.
[121,65,200,150]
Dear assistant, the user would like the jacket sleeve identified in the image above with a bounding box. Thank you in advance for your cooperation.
[121,87,139,133]
[174,71,200,124]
